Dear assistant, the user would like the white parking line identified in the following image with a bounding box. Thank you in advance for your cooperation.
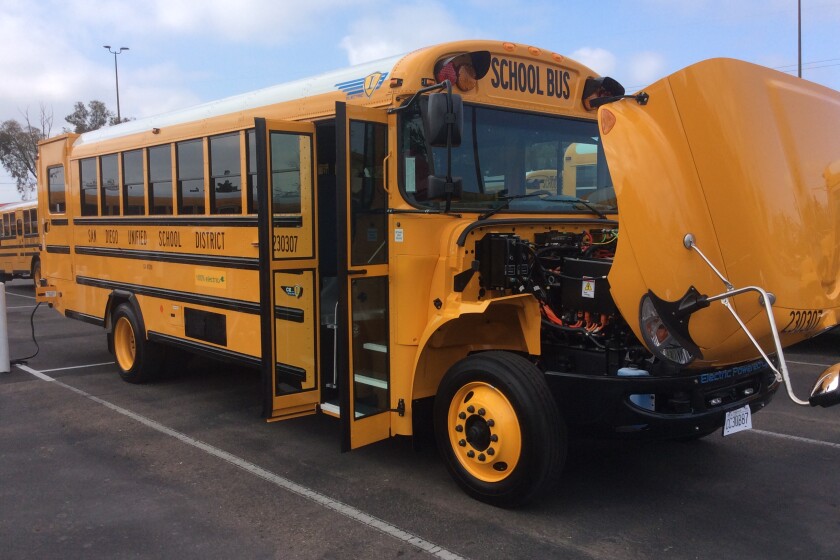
[4,291,36,300]
[14,363,464,560]
[787,360,834,368]
[40,361,115,373]
[751,429,840,450]
[8,305,36,309]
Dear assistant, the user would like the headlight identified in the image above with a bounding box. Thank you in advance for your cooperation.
[640,295,695,365]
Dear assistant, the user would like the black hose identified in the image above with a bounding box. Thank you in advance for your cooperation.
[10,301,41,365]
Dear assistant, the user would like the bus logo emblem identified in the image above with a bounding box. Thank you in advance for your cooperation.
[282,285,303,298]
[335,71,388,99]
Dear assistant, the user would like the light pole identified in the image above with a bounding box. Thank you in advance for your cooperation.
[797,0,802,78]
[103,45,129,122]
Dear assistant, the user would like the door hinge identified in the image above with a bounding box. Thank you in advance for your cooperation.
[392,398,405,417]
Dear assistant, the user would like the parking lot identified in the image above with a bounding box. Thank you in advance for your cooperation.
[2,278,839,559]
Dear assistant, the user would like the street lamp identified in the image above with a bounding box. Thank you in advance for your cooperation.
[103,45,129,122]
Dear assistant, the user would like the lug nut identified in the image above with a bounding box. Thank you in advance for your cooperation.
[459,439,466,447]
[490,434,498,442]
[458,412,466,420]
[455,425,463,432]
[478,454,486,462]
[487,448,495,456]
[478,408,485,416]
[487,419,495,427]
[467,405,475,413]
[467,450,475,458]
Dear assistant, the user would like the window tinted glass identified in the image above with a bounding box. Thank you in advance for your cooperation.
[269,133,302,215]
[400,104,615,215]
[210,133,241,214]
[123,149,145,215]
[80,158,98,216]
[47,166,65,213]
[178,139,205,215]
[100,154,120,216]
[349,121,387,266]
[246,129,258,214]
[148,145,173,215]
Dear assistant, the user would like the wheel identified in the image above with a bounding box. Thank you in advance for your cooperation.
[111,303,163,383]
[434,351,566,507]
[31,258,41,288]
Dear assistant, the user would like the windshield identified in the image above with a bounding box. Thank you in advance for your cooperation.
[399,102,617,214]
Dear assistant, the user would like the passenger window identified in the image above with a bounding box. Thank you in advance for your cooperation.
[246,130,258,214]
[209,133,242,214]
[47,165,66,214]
[80,158,98,216]
[123,149,145,215]
[148,145,173,215]
[100,154,120,216]
[177,139,205,215]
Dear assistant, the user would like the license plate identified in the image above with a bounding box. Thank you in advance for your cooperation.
[723,405,752,436]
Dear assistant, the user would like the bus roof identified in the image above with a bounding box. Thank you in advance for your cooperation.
[73,40,601,150]
[75,53,404,148]
[0,200,37,212]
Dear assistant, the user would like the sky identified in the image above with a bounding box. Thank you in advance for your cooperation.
[2,0,839,203]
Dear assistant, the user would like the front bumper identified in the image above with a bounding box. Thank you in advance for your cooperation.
[545,362,779,439]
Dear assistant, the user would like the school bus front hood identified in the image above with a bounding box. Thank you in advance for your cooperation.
[602,58,840,366]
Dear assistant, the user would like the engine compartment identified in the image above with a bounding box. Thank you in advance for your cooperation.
[474,229,656,376]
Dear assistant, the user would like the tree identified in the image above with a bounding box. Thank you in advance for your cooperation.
[64,100,116,133]
[0,105,53,200]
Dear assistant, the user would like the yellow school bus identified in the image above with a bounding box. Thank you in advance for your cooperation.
[36,40,840,507]
[0,200,40,285]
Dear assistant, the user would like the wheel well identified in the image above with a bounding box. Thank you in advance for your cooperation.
[105,291,144,352]
[411,301,539,402]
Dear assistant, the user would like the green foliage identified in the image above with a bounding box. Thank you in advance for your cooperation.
[64,100,115,133]
[0,107,52,200]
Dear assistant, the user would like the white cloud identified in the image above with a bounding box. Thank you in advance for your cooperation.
[65,0,357,44]
[570,47,617,76]
[627,51,666,85]
[339,2,473,65]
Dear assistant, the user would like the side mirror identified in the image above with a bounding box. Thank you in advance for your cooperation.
[809,363,840,407]
[424,91,463,148]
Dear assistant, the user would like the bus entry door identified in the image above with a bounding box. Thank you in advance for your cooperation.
[336,103,391,451]
[256,118,320,421]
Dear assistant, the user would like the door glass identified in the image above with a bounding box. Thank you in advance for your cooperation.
[349,121,387,266]
[351,276,389,417]
[270,132,304,215]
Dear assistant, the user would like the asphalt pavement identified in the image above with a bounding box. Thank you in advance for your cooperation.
[2,278,839,559]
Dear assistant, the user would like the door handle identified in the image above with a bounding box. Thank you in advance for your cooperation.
[346,269,368,276]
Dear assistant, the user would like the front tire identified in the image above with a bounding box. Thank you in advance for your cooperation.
[434,351,566,507]
[112,303,163,383]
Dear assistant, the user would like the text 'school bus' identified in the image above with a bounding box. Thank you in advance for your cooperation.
[36,40,840,507]
[0,200,40,285]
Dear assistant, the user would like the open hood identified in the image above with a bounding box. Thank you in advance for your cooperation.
[602,58,840,367]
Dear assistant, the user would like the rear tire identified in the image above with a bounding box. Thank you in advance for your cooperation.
[434,351,566,507]
[31,258,41,288]
[111,303,163,383]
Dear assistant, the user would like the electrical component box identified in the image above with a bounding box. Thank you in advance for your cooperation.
[559,257,617,314]
[476,234,529,290]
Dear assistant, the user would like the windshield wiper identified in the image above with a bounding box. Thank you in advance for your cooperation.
[478,193,612,220]
[478,192,545,220]
[567,196,610,220]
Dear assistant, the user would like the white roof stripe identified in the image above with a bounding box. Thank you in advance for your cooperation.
[74,53,405,148]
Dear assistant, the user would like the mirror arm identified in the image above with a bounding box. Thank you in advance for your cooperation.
[387,80,451,114]
[444,80,454,213]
